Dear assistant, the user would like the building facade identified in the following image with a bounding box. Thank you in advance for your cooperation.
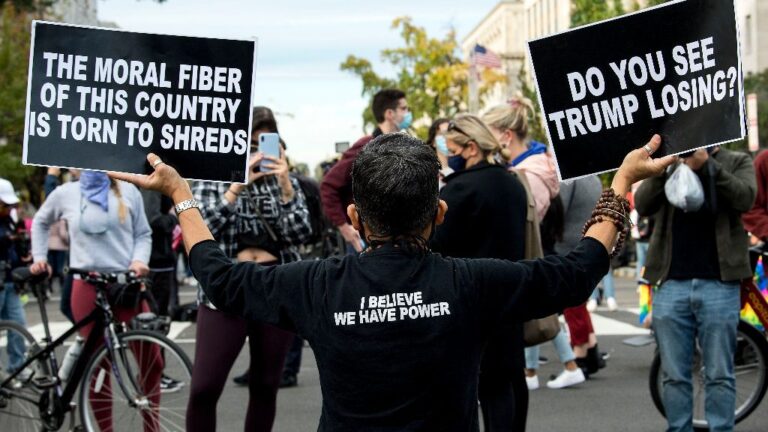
[464,0,766,112]
[738,0,768,76]
[462,0,571,110]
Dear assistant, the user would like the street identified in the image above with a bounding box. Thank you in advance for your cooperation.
[16,275,768,431]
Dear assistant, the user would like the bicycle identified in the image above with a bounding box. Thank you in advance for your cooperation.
[627,247,768,431]
[0,267,192,431]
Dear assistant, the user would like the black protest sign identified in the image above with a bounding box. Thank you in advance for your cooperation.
[527,0,745,181]
[23,21,256,183]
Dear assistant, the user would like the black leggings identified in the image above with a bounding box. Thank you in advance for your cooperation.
[186,305,294,432]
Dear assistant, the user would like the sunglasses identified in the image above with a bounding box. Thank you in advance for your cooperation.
[447,121,477,147]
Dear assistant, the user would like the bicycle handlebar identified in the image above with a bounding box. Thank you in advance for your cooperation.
[67,268,145,286]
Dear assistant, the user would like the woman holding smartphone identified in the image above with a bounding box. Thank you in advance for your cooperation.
[187,106,313,432]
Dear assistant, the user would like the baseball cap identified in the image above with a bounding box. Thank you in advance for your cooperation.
[0,178,20,205]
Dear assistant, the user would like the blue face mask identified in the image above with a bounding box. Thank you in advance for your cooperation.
[398,111,413,130]
[447,154,467,172]
[435,136,449,155]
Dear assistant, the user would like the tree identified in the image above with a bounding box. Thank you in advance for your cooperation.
[570,0,617,27]
[0,0,168,205]
[0,2,46,204]
[341,17,504,139]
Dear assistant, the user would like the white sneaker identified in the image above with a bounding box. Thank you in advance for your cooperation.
[606,297,618,311]
[546,368,585,389]
[586,299,598,312]
[525,375,540,390]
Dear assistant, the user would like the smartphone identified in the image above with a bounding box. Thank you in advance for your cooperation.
[258,133,281,173]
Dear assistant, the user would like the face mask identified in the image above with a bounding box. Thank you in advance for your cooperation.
[398,111,413,130]
[447,154,467,172]
[435,136,449,155]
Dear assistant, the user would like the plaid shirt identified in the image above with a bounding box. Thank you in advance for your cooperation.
[192,176,312,307]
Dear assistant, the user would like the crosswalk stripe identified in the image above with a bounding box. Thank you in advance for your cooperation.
[589,312,647,336]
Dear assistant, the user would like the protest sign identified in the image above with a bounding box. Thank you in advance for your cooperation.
[23,21,257,183]
[528,0,745,181]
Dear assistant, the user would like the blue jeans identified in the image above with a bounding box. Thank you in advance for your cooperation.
[591,271,615,301]
[652,279,740,432]
[635,241,649,282]
[1,282,28,372]
[524,327,575,370]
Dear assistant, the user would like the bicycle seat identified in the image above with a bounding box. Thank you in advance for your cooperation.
[11,267,48,285]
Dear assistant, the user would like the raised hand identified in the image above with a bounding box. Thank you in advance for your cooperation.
[108,154,191,202]
[613,134,677,194]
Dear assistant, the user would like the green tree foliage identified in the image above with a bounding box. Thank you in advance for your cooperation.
[0,2,46,203]
[571,0,617,27]
[341,17,504,139]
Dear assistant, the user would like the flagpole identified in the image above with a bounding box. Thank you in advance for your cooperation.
[469,61,479,115]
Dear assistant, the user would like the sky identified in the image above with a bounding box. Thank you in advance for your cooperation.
[97,0,501,171]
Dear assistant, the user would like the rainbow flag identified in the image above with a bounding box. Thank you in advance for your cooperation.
[741,255,768,330]
[638,283,653,326]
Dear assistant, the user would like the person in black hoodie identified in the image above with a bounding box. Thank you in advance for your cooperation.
[430,114,529,431]
[141,190,179,316]
[110,132,675,431]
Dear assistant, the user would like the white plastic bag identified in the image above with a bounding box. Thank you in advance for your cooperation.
[664,163,704,212]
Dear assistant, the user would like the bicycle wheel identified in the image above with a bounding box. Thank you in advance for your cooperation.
[0,320,53,432]
[649,321,768,431]
[78,330,192,432]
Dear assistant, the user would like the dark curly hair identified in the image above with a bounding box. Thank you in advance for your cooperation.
[352,134,441,250]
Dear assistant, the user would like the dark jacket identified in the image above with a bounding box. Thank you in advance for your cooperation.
[1,216,24,283]
[635,149,757,284]
[320,128,384,227]
[141,190,178,269]
[431,161,527,262]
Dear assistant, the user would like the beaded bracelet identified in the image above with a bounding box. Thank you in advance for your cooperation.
[582,189,632,258]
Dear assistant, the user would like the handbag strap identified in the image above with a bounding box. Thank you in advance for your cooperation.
[244,186,280,242]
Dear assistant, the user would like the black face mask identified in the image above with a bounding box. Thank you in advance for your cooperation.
[447,155,467,172]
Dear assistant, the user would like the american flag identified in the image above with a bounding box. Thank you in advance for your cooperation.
[472,44,502,69]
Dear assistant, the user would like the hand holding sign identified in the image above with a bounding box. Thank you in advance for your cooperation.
[612,134,678,194]
[109,153,191,204]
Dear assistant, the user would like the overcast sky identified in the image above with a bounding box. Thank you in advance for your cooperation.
[97,0,500,171]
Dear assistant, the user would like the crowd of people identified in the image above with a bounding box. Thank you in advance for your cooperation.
[0,86,765,432]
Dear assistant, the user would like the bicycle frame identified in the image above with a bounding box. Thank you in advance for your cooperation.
[0,279,145,418]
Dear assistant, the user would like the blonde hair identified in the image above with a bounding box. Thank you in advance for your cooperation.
[482,92,536,140]
[110,179,128,224]
[445,114,512,164]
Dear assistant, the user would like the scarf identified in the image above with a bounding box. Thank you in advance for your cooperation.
[79,171,110,212]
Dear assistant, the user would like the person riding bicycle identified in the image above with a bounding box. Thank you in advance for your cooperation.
[635,147,757,432]
[29,171,158,430]
[112,132,674,431]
